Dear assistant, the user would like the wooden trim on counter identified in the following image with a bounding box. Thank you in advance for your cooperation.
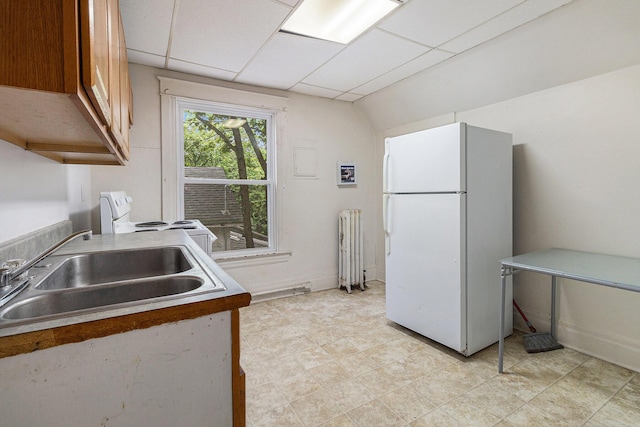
[0,291,251,359]
[232,309,246,427]
[61,158,122,165]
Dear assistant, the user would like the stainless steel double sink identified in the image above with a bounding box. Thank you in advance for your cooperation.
[0,246,225,324]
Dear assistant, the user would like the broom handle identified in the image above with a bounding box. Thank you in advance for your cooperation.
[513,300,537,333]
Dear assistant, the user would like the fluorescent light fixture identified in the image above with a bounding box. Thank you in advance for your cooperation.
[281,0,401,44]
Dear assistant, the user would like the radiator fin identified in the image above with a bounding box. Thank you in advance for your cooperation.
[338,209,365,293]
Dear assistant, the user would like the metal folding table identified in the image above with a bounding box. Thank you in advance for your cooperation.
[498,248,640,373]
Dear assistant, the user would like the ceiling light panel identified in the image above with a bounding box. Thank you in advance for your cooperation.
[281,0,401,44]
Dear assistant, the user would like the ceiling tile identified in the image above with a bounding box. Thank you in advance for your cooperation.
[335,93,364,102]
[289,83,344,99]
[275,0,299,6]
[116,0,598,104]
[120,0,175,56]
[302,29,430,92]
[170,0,292,72]
[353,49,454,95]
[235,33,344,90]
[378,0,522,47]
[167,59,238,80]
[127,50,167,68]
[440,0,574,53]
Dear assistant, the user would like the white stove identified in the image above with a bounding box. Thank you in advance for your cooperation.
[99,191,216,256]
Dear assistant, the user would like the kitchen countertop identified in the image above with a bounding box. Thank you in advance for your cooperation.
[0,230,251,358]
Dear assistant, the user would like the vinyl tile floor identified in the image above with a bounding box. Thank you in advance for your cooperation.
[240,281,640,426]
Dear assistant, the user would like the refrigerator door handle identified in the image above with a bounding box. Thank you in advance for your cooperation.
[383,141,391,192]
[383,194,392,255]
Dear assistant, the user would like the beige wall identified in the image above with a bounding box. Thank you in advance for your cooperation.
[0,142,91,244]
[91,64,378,296]
[374,64,640,371]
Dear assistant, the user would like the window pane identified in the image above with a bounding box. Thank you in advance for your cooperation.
[183,110,267,180]
[181,105,273,255]
[184,181,269,252]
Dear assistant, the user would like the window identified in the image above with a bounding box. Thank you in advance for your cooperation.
[177,99,276,255]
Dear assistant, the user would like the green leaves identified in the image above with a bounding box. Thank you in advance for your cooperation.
[183,111,267,180]
[183,110,270,245]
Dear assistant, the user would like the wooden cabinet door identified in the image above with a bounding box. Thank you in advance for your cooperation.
[80,0,112,127]
[106,0,123,149]
[0,0,67,93]
[81,0,131,160]
[116,12,132,159]
[0,0,130,165]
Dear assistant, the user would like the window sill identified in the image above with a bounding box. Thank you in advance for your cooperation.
[213,250,292,268]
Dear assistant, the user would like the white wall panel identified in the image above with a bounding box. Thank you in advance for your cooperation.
[0,143,89,244]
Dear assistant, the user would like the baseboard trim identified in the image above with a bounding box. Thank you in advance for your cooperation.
[251,282,312,302]
[514,310,640,372]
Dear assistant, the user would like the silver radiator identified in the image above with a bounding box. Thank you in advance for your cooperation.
[338,209,364,293]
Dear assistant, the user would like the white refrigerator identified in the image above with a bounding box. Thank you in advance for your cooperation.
[383,122,513,356]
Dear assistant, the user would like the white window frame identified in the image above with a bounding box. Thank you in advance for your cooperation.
[178,98,276,254]
[159,77,287,258]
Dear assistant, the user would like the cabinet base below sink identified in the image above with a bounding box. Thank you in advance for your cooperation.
[0,312,239,426]
[0,231,250,426]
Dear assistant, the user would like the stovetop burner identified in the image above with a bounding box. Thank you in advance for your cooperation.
[132,220,198,231]
[100,191,216,256]
[136,221,168,227]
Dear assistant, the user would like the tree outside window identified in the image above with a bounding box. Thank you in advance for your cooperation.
[180,104,274,253]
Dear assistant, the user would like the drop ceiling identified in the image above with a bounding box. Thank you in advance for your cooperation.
[119,0,573,102]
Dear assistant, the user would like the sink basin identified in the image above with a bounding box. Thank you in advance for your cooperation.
[36,247,193,290]
[1,276,204,320]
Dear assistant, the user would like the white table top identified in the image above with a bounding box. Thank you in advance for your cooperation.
[501,248,640,293]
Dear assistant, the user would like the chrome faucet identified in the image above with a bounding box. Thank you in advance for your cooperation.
[0,229,93,288]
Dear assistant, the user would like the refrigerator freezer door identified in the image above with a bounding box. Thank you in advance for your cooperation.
[384,123,465,194]
[385,193,466,352]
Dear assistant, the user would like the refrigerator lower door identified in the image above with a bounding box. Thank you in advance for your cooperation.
[385,193,466,353]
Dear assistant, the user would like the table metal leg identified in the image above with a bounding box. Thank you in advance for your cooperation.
[498,265,506,373]
[551,275,557,339]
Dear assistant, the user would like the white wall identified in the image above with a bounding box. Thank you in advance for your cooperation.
[91,64,377,295]
[0,142,91,244]
[461,64,640,372]
[373,64,640,371]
